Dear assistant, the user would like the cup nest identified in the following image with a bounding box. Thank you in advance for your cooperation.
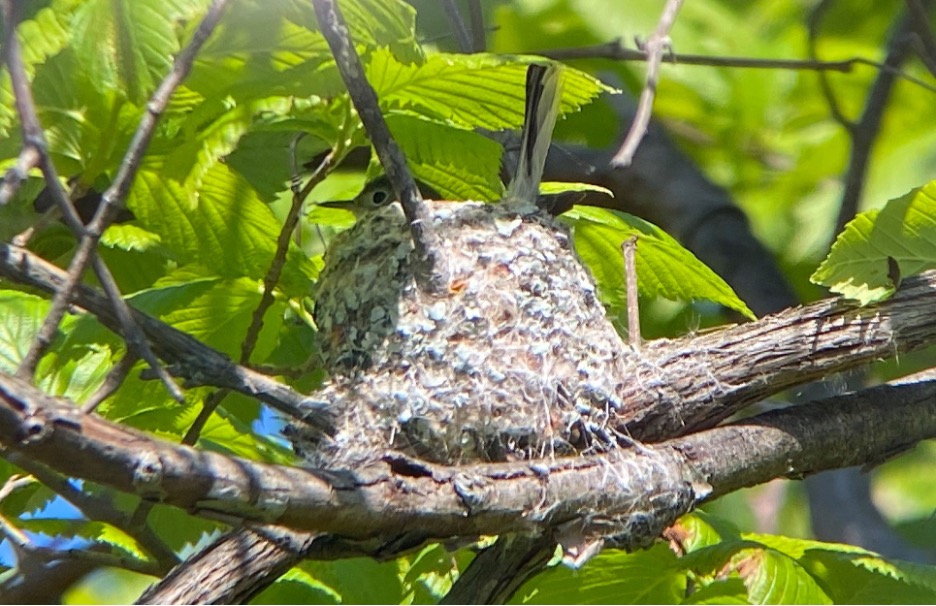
[289,201,639,469]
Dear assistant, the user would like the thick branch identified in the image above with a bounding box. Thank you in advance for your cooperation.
[0,242,334,434]
[617,270,936,440]
[2,366,934,544]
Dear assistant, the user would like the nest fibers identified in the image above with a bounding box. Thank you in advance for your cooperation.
[289,201,641,469]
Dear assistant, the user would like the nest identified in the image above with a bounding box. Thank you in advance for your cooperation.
[289,201,639,469]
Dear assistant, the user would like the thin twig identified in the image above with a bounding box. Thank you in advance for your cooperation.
[467,0,486,52]
[80,351,139,413]
[442,0,473,53]
[240,149,338,365]
[622,236,641,348]
[9,0,230,387]
[808,0,854,131]
[92,255,184,401]
[312,0,449,293]
[834,10,915,238]
[611,0,684,167]
[905,0,936,77]
[0,146,39,207]
[5,453,180,570]
[182,388,229,445]
[542,39,936,94]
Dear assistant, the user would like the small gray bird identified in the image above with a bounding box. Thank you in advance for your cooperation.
[319,63,587,216]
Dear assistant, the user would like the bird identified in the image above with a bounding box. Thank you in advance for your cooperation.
[317,63,592,216]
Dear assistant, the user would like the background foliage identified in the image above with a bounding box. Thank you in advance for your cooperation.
[0,0,934,603]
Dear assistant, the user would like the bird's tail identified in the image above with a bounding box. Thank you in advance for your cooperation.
[505,63,563,208]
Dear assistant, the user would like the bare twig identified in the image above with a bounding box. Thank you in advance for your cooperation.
[80,351,139,413]
[467,0,486,52]
[906,0,936,76]
[241,149,338,365]
[543,39,936,94]
[182,388,229,446]
[442,0,473,53]
[0,147,39,207]
[622,236,641,348]
[312,0,449,293]
[92,255,184,401]
[611,0,684,167]
[7,0,230,393]
[834,10,915,238]
[0,241,336,434]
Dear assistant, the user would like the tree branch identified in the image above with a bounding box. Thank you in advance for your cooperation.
[132,370,936,603]
[611,0,684,167]
[311,0,449,292]
[2,354,934,545]
[0,241,335,435]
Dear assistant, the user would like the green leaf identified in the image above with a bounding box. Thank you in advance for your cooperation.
[0,290,52,374]
[732,547,832,604]
[197,407,296,464]
[340,0,423,64]
[18,519,152,564]
[0,469,56,518]
[562,207,755,320]
[369,50,614,131]
[303,557,405,604]
[811,182,936,304]
[126,277,284,361]
[683,577,750,604]
[70,0,196,105]
[253,566,341,605]
[513,544,685,604]
[540,181,614,198]
[800,549,936,604]
[127,165,317,295]
[387,113,504,201]
[145,502,224,553]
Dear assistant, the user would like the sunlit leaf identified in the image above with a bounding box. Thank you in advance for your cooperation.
[563,207,756,320]
[812,182,936,304]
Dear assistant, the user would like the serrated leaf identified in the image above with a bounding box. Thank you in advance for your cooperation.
[811,182,936,304]
[562,207,755,320]
[145,503,224,553]
[253,566,341,605]
[340,0,422,64]
[513,544,684,604]
[800,549,936,604]
[0,291,52,373]
[0,469,56,518]
[70,0,190,105]
[387,113,504,201]
[100,223,164,253]
[127,277,284,361]
[732,547,832,604]
[369,50,614,131]
[127,165,317,295]
[18,519,151,563]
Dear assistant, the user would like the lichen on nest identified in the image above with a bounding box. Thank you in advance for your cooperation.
[289,200,640,469]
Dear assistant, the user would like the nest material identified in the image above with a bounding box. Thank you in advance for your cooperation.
[290,201,639,469]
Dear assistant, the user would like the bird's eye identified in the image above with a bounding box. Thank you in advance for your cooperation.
[371,190,388,206]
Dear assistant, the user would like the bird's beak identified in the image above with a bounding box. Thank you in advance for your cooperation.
[316,199,359,213]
